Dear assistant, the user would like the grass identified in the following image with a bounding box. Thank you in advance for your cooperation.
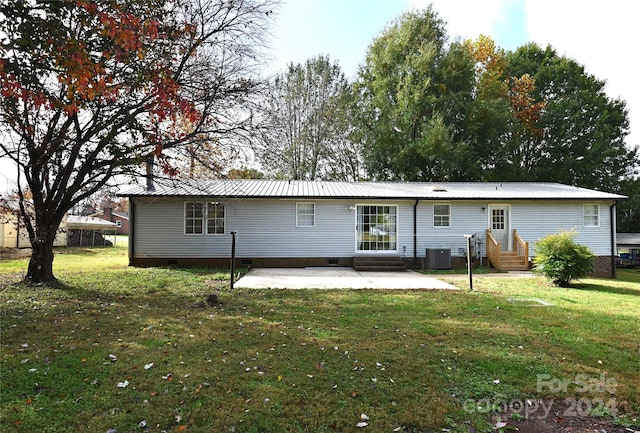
[420,266,498,274]
[1,245,639,432]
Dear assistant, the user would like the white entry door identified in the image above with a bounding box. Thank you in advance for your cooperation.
[489,205,510,251]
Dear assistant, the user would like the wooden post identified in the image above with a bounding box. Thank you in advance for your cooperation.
[464,235,473,291]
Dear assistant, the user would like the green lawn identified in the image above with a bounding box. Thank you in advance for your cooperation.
[1,245,639,432]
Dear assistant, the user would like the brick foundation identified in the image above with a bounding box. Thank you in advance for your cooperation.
[591,256,614,278]
[131,256,354,268]
[130,255,615,278]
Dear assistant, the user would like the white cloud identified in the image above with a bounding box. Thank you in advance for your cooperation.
[525,0,638,148]
[409,0,505,41]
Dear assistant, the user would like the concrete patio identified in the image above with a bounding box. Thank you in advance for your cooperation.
[234,267,459,290]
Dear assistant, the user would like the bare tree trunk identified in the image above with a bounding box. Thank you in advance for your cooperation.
[23,206,63,283]
[26,236,56,282]
[25,218,60,283]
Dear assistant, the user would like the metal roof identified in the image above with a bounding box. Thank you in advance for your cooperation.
[617,233,640,246]
[67,215,118,230]
[118,179,626,201]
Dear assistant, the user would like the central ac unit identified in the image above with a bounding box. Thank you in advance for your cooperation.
[425,248,451,270]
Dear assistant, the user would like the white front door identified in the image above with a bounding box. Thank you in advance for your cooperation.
[489,205,510,251]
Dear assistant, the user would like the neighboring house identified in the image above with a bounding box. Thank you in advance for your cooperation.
[66,215,118,246]
[92,207,129,235]
[616,233,640,267]
[0,197,67,248]
[119,180,626,278]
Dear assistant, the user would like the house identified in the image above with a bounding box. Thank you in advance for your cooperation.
[0,197,67,248]
[66,215,118,246]
[119,180,626,277]
[91,207,129,235]
[616,233,640,267]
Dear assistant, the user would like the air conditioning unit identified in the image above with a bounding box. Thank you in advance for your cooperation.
[425,248,451,270]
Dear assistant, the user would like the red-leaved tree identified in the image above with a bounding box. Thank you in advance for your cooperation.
[0,0,275,282]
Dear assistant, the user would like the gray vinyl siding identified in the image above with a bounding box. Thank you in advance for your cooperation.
[133,198,418,259]
[417,201,486,258]
[415,200,613,257]
[510,201,613,256]
[230,199,355,258]
[132,198,614,259]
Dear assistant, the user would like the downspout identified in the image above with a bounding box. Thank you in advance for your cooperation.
[413,199,419,269]
[610,202,617,279]
[129,199,135,266]
[145,154,155,192]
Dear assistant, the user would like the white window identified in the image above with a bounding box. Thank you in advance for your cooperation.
[583,204,599,227]
[433,204,450,227]
[185,202,204,234]
[206,202,225,234]
[492,208,505,230]
[296,202,315,227]
[116,220,123,228]
[185,201,225,234]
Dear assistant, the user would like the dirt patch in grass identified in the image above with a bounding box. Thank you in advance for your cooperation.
[493,399,638,433]
[504,416,635,433]
[0,247,31,260]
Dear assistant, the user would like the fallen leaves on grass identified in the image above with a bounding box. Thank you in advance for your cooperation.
[356,413,369,427]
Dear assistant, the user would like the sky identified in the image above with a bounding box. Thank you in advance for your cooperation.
[267,0,638,153]
[1,0,637,193]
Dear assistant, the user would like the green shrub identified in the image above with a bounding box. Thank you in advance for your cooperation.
[533,230,594,287]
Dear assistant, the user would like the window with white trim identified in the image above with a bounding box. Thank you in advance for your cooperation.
[433,204,450,227]
[296,202,315,227]
[207,202,225,234]
[116,220,123,228]
[583,204,599,227]
[184,201,225,234]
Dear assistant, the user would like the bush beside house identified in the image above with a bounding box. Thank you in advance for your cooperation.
[533,230,595,287]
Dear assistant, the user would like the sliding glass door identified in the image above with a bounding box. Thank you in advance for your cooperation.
[356,205,397,252]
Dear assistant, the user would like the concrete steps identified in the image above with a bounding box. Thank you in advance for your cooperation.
[353,256,406,272]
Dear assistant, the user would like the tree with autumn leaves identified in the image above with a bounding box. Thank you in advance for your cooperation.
[464,36,548,181]
[0,0,275,282]
[352,10,637,222]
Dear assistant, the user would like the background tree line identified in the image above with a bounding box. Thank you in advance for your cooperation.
[253,7,638,231]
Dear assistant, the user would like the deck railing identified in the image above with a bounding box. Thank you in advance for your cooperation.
[513,229,529,267]
[486,229,529,270]
[486,229,501,270]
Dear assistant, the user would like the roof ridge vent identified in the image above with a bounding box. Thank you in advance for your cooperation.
[431,185,447,192]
